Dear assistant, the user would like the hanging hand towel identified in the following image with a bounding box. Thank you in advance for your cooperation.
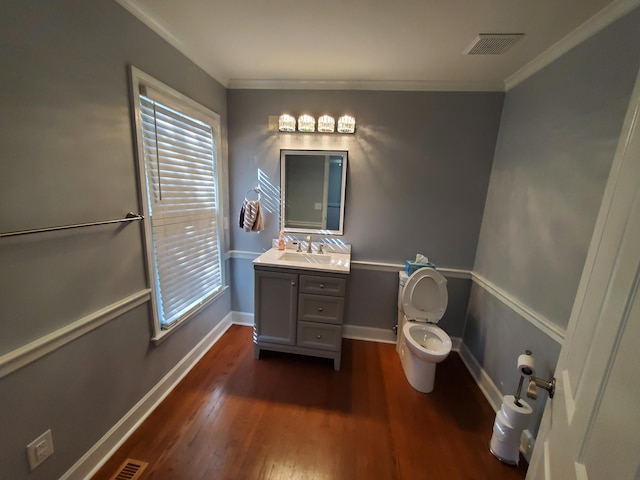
[252,201,264,232]
[243,200,264,232]
[239,202,246,228]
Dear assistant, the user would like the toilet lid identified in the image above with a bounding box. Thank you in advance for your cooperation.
[401,268,448,322]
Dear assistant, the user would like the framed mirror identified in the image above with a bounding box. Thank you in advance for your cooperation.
[280,149,348,235]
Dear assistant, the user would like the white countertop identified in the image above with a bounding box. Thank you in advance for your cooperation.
[253,247,351,274]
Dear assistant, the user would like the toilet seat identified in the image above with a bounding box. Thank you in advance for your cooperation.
[401,268,448,323]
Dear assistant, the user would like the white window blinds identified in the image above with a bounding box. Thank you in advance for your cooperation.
[139,94,222,329]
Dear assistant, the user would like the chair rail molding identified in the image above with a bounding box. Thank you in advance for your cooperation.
[0,289,152,379]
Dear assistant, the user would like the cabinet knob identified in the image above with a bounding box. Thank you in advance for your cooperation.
[316,335,322,339]
[319,284,325,289]
[317,307,323,312]
[291,282,296,286]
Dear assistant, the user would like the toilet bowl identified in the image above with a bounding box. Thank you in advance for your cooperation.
[397,268,452,393]
[404,322,452,362]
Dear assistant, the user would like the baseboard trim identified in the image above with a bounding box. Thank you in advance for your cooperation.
[231,315,464,350]
[520,429,535,464]
[231,311,254,326]
[61,312,234,480]
[230,316,400,344]
[342,324,397,343]
[457,342,503,411]
[458,341,534,462]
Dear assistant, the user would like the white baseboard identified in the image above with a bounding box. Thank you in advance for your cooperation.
[231,314,400,344]
[342,324,397,343]
[231,311,254,326]
[61,312,234,480]
[520,429,535,463]
[457,342,503,411]
[232,313,464,352]
[458,342,534,462]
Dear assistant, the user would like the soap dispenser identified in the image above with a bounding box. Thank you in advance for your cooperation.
[278,230,285,250]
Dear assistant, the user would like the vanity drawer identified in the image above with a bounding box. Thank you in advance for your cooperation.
[299,275,346,296]
[298,294,344,324]
[297,321,342,351]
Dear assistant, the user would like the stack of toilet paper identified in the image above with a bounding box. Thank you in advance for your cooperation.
[489,395,532,465]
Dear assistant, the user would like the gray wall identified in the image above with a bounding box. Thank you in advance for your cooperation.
[228,89,504,334]
[464,285,561,436]
[466,5,640,433]
[0,2,230,479]
[474,7,640,330]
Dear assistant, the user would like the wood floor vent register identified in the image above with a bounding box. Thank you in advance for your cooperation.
[109,458,148,480]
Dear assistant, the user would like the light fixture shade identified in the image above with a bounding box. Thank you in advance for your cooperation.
[317,115,335,133]
[278,114,296,132]
[337,115,356,133]
[297,114,315,133]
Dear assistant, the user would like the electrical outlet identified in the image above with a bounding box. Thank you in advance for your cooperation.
[26,429,54,471]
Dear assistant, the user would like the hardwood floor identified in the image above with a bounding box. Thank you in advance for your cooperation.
[93,325,528,480]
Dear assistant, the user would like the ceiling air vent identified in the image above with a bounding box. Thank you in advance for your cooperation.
[464,34,524,55]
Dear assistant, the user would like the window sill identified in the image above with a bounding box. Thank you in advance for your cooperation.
[151,285,229,345]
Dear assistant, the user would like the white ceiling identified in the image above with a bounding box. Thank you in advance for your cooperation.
[117,0,625,91]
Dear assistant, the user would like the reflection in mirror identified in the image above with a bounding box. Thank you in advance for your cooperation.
[280,150,348,235]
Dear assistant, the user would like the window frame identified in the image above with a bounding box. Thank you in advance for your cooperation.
[129,66,226,342]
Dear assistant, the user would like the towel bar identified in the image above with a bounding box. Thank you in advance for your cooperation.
[0,212,144,238]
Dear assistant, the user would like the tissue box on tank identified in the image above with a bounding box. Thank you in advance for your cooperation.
[405,261,437,275]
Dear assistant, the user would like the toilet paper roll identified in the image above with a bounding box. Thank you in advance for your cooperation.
[494,411,523,442]
[501,395,533,430]
[517,354,535,376]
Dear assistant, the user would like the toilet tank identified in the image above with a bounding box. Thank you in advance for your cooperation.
[398,271,409,310]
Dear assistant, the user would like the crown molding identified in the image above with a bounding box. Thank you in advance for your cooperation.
[505,0,640,91]
[115,0,228,86]
[226,79,505,92]
[117,0,639,94]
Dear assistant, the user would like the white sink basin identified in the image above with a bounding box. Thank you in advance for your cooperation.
[253,248,351,273]
[279,252,333,264]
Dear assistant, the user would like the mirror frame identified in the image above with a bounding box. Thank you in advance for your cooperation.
[280,149,348,236]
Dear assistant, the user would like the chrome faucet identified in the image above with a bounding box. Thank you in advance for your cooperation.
[306,235,312,253]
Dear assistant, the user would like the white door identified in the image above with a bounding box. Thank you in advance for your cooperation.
[527,71,640,479]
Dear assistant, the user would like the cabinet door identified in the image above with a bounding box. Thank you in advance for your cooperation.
[254,269,298,345]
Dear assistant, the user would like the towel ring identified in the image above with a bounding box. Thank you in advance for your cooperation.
[245,187,261,200]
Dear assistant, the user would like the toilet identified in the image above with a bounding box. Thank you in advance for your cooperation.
[397,268,452,393]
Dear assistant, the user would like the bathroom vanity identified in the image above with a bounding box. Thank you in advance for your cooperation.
[252,246,350,370]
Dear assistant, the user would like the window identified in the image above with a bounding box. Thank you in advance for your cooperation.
[130,67,225,338]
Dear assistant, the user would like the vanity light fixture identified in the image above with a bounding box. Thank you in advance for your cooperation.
[337,115,356,134]
[317,115,335,133]
[297,114,316,133]
[278,114,296,132]
[276,113,356,134]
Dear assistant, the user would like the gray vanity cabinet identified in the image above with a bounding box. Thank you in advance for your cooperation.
[254,266,348,370]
